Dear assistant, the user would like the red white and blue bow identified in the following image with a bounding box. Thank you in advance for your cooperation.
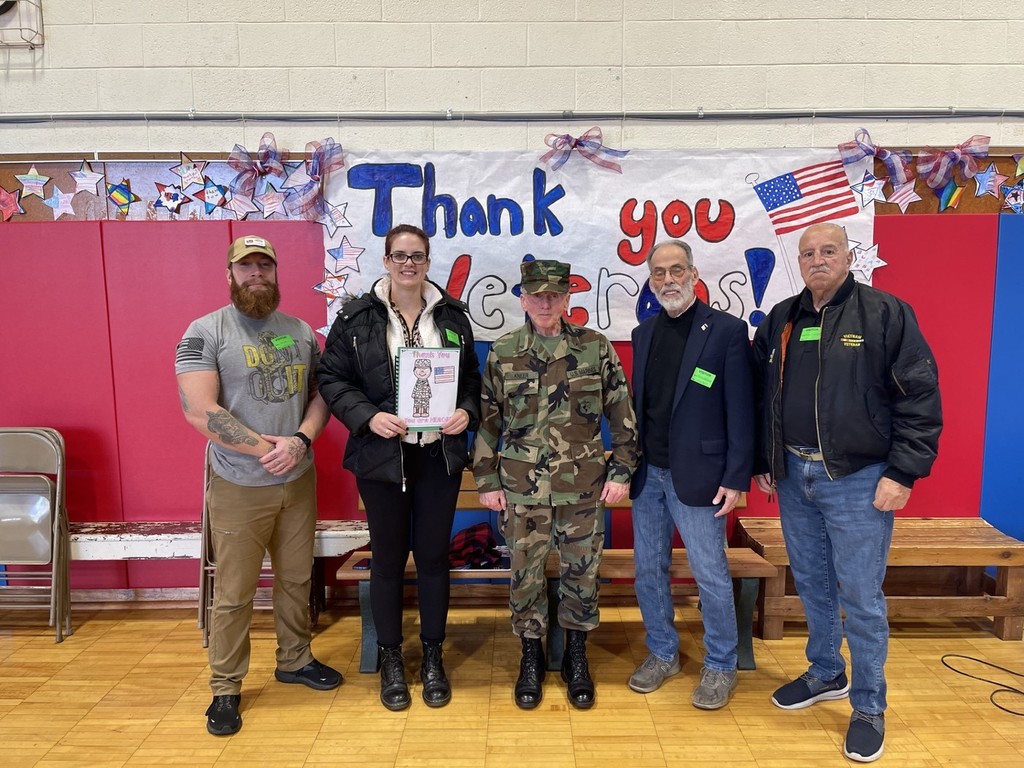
[540,127,629,174]
[837,128,914,187]
[227,131,287,197]
[917,134,990,189]
[287,138,346,220]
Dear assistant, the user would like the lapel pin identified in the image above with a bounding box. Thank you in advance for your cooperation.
[701,323,708,331]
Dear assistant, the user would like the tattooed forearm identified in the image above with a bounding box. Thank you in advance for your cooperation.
[206,410,259,447]
[178,385,190,413]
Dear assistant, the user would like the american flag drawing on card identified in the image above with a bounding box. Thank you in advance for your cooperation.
[753,160,860,236]
[434,366,456,384]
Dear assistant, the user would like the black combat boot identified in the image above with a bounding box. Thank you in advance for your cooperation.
[514,636,546,709]
[561,629,595,709]
[377,644,411,711]
[420,639,452,707]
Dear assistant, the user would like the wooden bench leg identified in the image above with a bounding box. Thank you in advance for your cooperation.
[993,566,1024,641]
[357,581,379,673]
[734,577,758,670]
[545,577,563,671]
[760,567,786,641]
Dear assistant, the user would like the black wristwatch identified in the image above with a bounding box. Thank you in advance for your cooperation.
[293,431,312,449]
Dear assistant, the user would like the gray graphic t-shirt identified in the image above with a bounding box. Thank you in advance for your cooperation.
[176,305,320,487]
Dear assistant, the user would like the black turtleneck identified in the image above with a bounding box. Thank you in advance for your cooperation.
[642,301,697,468]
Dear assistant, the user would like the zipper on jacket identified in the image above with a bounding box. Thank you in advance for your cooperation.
[769,347,781,481]
[352,335,361,372]
[813,309,834,480]
[891,369,908,397]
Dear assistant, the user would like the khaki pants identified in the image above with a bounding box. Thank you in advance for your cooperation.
[206,466,317,695]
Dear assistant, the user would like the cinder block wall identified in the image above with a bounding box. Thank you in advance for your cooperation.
[1,0,1022,152]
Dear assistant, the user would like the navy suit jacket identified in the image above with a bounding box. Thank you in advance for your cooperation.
[630,299,755,507]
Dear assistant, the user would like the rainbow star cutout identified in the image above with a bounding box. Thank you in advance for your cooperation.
[1000,181,1024,214]
[170,153,207,189]
[154,182,189,214]
[224,192,259,221]
[973,163,1008,199]
[189,176,228,215]
[69,160,105,196]
[0,185,25,221]
[106,178,141,216]
[254,185,288,218]
[327,235,365,273]
[15,164,50,198]
[42,187,76,219]
[935,179,964,212]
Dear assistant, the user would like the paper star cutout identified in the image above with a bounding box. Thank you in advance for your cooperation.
[106,178,141,216]
[190,176,228,215]
[883,181,922,214]
[935,179,964,212]
[0,186,25,221]
[313,272,350,299]
[224,192,259,220]
[281,161,312,190]
[69,160,105,196]
[254,185,288,218]
[42,187,76,219]
[851,244,887,280]
[1013,154,1024,179]
[973,163,1008,198]
[318,201,352,236]
[1000,181,1024,214]
[850,171,887,208]
[15,164,50,198]
[170,153,207,188]
[327,236,365,273]
[154,182,189,214]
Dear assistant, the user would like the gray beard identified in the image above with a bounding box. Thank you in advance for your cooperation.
[656,284,694,315]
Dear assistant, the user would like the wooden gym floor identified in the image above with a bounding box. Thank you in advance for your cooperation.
[1,603,1022,767]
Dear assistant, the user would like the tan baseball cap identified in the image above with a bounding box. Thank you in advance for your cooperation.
[226,235,277,266]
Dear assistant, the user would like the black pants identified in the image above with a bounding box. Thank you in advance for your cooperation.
[357,441,461,647]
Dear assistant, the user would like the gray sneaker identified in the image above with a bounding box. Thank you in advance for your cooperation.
[628,652,681,693]
[691,666,737,710]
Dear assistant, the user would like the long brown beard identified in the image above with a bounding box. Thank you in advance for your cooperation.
[230,276,281,319]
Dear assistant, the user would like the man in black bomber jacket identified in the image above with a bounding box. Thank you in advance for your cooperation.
[751,222,941,764]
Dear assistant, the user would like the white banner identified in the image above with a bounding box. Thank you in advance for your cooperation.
[322,148,874,341]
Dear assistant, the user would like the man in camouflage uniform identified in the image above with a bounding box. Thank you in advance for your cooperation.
[473,259,638,711]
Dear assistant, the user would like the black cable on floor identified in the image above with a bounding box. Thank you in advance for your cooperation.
[940,653,1024,716]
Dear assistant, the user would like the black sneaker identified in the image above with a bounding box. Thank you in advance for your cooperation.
[274,659,343,690]
[771,671,850,709]
[205,694,241,736]
[844,710,885,762]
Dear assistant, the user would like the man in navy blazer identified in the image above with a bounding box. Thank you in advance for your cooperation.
[627,240,755,710]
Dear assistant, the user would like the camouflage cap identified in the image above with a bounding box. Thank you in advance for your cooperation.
[520,259,570,294]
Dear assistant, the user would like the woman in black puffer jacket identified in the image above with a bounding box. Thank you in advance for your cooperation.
[319,224,481,712]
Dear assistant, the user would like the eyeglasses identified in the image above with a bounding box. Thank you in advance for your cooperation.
[650,265,690,282]
[387,251,428,265]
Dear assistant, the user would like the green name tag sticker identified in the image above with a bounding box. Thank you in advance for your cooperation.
[691,367,716,388]
[800,326,822,342]
[445,328,460,345]
[270,334,295,349]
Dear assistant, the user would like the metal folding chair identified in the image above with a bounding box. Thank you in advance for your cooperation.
[0,427,71,642]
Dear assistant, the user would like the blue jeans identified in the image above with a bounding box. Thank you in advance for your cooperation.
[777,454,893,715]
[632,466,737,672]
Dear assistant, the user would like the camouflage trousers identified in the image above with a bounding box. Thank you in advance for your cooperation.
[499,499,605,638]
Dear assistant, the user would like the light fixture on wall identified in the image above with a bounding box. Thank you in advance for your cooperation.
[0,0,44,49]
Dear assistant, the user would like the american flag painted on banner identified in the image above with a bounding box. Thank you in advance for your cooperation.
[753,160,860,236]
[434,366,456,384]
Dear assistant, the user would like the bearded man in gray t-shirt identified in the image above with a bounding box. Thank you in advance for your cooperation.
[176,235,340,736]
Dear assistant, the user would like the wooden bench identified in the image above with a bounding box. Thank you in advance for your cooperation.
[68,519,370,629]
[735,516,1024,641]
[337,546,776,674]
